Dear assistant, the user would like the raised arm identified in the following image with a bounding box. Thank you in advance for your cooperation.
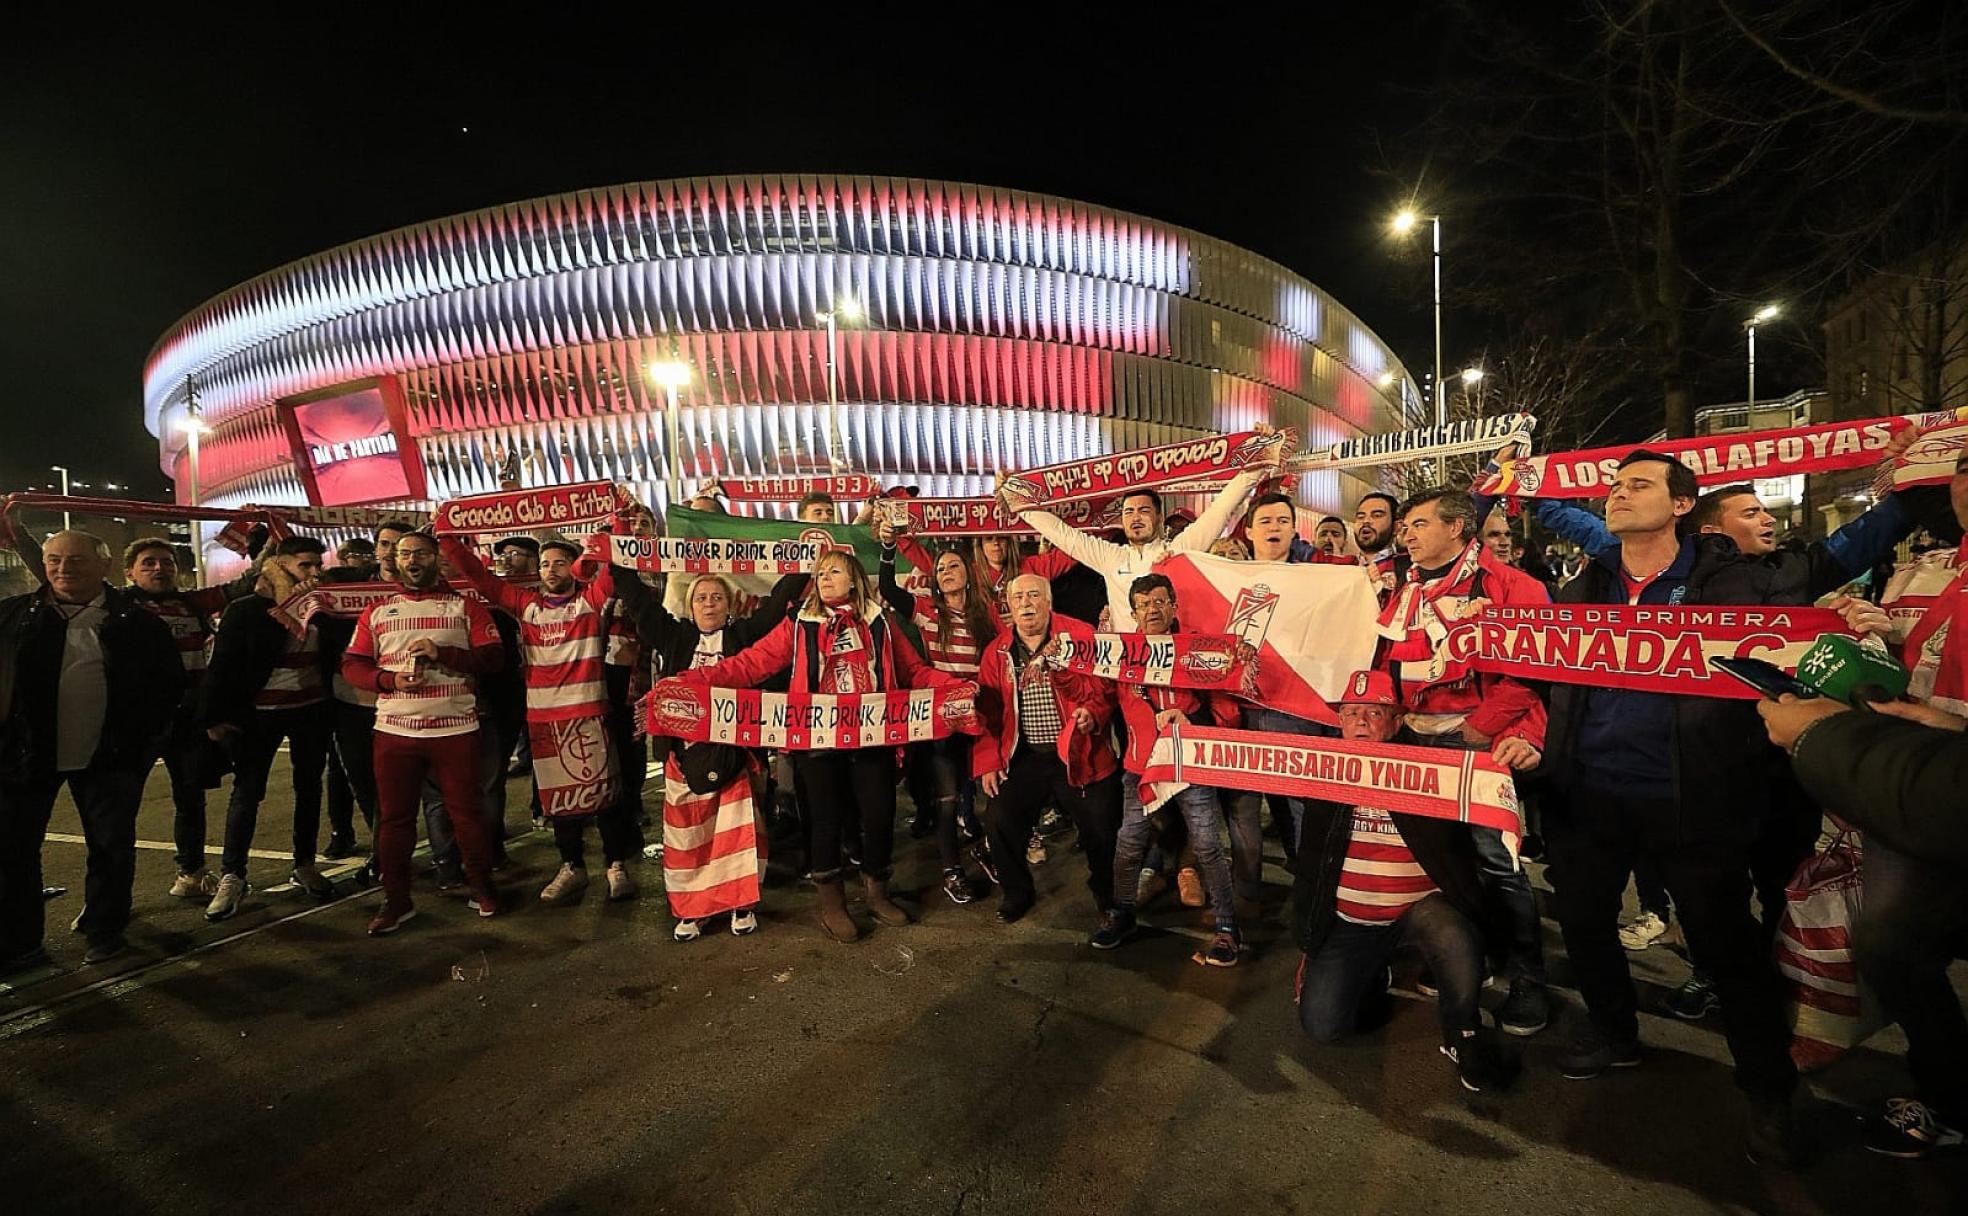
[674,615,797,689]
[1531,499,1617,558]
[876,544,917,617]
[1172,469,1264,551]
[437,536,528,615]
[1018,503,1125,572]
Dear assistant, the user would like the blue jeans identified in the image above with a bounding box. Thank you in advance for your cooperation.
[1114,774,1237,930]
[1415,731,1546,985]
[1241,706,1333,857]
[1219,789,1265,901]
[1296,894,1484,1047]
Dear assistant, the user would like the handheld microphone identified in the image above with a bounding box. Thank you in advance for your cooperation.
[1793,634,1909,705]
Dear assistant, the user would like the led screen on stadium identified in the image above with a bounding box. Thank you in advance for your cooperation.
[275,378,426,507]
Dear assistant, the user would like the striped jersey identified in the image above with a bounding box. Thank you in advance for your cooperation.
[254,625,326,710]
[906,596,994,676]
[1334,808,1436,925]
[489,578,615,723]
[131,591,218,683]
[347,590,499,737]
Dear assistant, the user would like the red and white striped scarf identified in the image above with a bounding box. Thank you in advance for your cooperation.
[1377,540,1484,683]
[1902,541,1968,715]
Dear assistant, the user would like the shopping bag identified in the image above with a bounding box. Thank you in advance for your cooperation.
[1776,833,1881,1071]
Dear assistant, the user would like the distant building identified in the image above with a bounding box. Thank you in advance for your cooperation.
[1822,234,1968,424]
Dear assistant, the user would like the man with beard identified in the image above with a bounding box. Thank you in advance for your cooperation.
[341,531,506,935]
[442,535,637,905]
[1353,491,1407,600]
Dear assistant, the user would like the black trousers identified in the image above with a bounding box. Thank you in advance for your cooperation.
[162,705,213,875]
[329,699,379,835]
[984,748,1122,912]
[1545,790,1797,1101]
[1,765,148,955]
[1855,839,1968,1122]
[220,703,332,877]
[796,749,897,881]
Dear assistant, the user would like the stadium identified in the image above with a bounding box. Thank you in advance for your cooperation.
[143,175,1422,539]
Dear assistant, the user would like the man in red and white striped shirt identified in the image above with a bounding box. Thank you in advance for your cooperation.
[201,537,336,920]
[440,535,636,905]
[1289,670,1517,1093]
[342,531,507,935]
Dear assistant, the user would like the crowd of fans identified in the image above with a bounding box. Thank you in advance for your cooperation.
[1,430,1963,1171]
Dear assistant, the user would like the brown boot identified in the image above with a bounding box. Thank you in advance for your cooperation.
[862,874,913,928]
[815,877,861,942]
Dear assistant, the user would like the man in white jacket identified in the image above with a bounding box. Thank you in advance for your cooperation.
[1006,441,1280,631]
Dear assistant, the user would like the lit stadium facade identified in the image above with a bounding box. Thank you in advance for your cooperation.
[144,175,1423,524]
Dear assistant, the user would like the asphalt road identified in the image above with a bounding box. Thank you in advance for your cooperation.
[2,765,1962,1215]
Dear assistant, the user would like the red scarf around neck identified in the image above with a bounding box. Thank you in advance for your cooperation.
[1901,541,1968,714]
[1377,540,1484,682]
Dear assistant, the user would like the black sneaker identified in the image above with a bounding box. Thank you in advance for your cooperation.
[82,937,128,966]
[1666,973,1720,1021]
[941,869,976,906]
[1089,908,1137,950]
[1745,1094,1806,1169]
[1441,1028,1520,1093]
[909,814,936,840]
[0,947,53,978]
[1037,807,1069,838]
[1558,1028,1642,1079]
[1865,1097,1965,1158]
[995,899,1033,925]
[433,862,467,895]
[1497,979,1551,1037]
[971,837,1000,886]
[322,834,355,861]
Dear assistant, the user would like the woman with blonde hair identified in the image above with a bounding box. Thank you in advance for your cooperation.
[672,550,967,942]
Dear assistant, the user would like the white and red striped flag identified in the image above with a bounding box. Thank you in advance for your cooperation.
[1155,552,1382,725]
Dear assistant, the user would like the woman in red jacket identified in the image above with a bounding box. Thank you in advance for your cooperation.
[876,524,1003,906]
[675,551,965,943]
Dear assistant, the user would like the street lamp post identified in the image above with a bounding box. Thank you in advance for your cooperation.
[1744,303,1780,412]
[50,465,70,531]
[1391,209,1444,434]
[816,295,861,472]
[177,394,211,585]
[646,357,693,501]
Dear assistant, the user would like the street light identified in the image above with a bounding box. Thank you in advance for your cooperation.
[1460,367,1486,420]
[1389,207,1444,434]
[177,397,212,584]
[816,294,861,471]
[646,357,692,496]
[1743,303,1781,411]
[50,465,70,531]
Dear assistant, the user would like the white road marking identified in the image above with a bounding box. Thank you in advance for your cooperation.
[44,833,300,863]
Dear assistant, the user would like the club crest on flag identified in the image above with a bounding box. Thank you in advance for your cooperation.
[1227,584,1280,650]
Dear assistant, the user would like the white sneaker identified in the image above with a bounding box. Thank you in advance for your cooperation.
[605,862,638,902]
[731,909,759,936]
[169,870,217,900]
[1618,911,1668,952]
[205,874,248,922]
[673,919,702,942]
[539,864,589,906]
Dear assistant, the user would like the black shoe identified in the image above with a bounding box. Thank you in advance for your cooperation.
[321,834,355,861]
[1089,907,1137,950]
[1666,973,1720,1021]
[82,937,128,966]
[971,838,1000,886]
[1558,1028,1642,1079]
[1745,1093,1806,1169]
[1497,979,1551,1037]
[996,899,1033,924]
[0,947,53,978]
[1442,1027,1520,1093]
[1865,1097,1965,1158]
[433,862,467,895]
[908,814,936,840]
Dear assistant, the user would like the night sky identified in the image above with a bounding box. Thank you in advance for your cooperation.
[2,9,1533,500]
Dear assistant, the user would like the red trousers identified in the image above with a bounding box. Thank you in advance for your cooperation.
[373,730,493,902]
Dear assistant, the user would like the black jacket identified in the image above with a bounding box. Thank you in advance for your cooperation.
[1791,711,1968,868]
[1542,533,1807,842]
[0,584,186,782]
[201,595,336,730]
[611,567,804,792]
[1289,753,1491,957]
